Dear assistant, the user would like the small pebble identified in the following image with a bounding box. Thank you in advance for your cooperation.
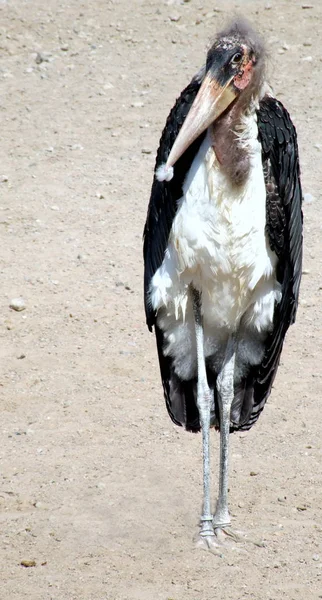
[33,501,49,510]
[141,148,152,154]
[9,298,26,312]
[103,82,114,90]
[250,471,259,476]
[35,52,52,64]
[21,560,36,568]
[312,554,320,561]
[96,482,106,490]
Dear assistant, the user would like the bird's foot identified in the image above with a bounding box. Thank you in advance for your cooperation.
[194,523,223,555]
[213,523,265,548]
[194,520,264,554]
[193,517,223,555]
[194,531,223,555]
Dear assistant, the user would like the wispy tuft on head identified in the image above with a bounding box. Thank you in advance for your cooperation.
[216,17,266,60]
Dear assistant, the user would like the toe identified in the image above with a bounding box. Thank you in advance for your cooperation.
[194,533,223,555]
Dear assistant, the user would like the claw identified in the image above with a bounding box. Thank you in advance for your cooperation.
[194,532,223,556]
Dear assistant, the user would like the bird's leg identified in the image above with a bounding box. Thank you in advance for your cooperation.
[191,287,220,553]
[212,336,264,547]
[213,335,236,538]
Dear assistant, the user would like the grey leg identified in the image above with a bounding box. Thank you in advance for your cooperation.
[213,335,236,531]
[212,336,264,547]
[191,287,218,548]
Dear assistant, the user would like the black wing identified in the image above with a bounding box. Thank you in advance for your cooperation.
[143,71,206,331]
[143,91,302,434]
[240,95,303,430]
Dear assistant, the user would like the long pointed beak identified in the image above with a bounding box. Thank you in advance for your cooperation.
[166,72,238,169]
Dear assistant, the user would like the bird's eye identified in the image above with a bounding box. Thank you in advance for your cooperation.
[231,52,243,64]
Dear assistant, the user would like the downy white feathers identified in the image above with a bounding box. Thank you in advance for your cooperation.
[150,111,281,381]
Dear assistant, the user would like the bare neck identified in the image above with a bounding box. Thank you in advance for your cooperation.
[211,98,256,187]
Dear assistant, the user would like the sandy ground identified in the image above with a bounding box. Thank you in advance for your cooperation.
[0,0,322,598]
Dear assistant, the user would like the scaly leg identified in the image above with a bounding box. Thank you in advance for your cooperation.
[212,336,264,547]
[191,287,221,553]
[213,335,236,538]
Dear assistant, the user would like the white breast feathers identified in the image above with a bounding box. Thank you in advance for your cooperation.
[150,112,281,335]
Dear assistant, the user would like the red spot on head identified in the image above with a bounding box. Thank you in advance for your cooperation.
[233,59,254,90]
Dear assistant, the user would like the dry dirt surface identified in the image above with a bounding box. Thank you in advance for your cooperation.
[0,0,322,599]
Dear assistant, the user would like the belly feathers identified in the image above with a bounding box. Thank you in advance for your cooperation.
[150,134,279,332]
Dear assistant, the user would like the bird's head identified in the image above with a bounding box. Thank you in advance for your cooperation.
[165,19,265,172]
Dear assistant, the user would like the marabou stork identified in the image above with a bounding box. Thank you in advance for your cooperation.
[143,19,302,551]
